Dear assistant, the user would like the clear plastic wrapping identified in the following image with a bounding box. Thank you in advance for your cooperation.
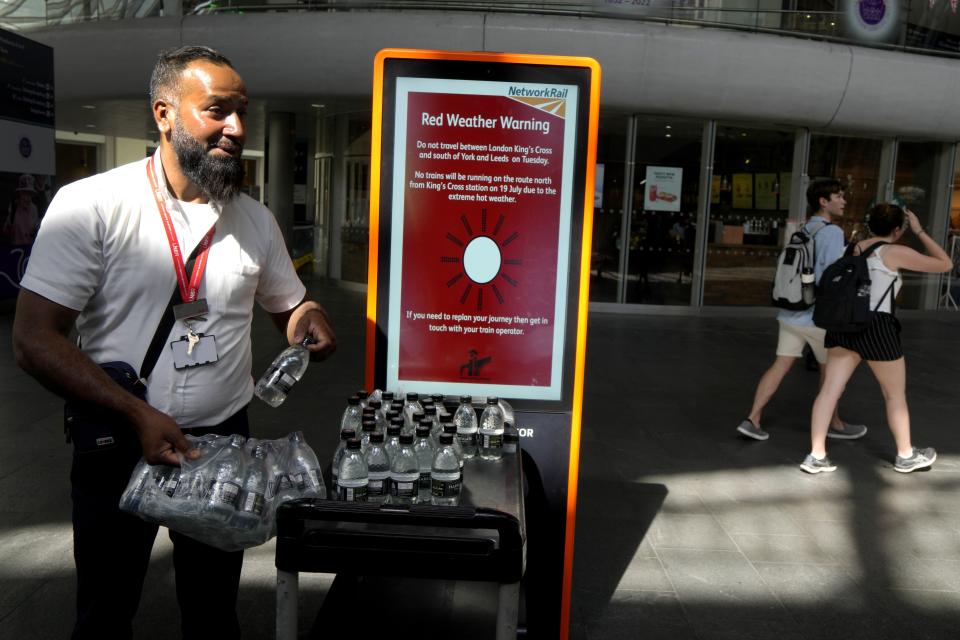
[119,431,325,552]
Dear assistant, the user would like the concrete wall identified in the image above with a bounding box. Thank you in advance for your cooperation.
[30,10,960,139]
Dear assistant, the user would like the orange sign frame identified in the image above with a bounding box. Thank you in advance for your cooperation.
[366,48,600,638]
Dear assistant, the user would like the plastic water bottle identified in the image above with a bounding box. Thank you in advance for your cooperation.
[384,421,402,465]
[234,444,269,528]
[331,428,356,487]
[424,405,441,440]
[356,389,369,409]
[454,395,478,459]
[801,267,816,306]
[285,431,326,499]
[431,433,462,506]
[254,337,315,407]
[119,463,154,513]
[154,465,181,498]
[368,400,388,433]
[364,432,391,503]
[336,438,368,502]
[441,423,465,480]
[340,396,362,432]
[205,434,246,520]
[388,434,419,505]
[402,392,423,432]
[414,423,435,493]
[479,396,505,460]
[360,419,377,453]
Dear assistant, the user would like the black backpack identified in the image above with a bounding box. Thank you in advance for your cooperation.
[813,241,896,332]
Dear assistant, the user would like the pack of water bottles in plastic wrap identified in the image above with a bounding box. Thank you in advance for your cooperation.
[119,430,326,552]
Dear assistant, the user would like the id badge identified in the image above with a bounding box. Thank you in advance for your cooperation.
[170,333,218,369]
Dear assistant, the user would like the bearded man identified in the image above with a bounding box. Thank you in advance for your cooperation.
[12,45,336,639]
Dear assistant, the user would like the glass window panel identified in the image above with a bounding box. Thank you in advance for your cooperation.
[626,117,703,305]
[589,114,629,302]
[703,126,794,306]
[894,141,941,310]
[808,134,882,241]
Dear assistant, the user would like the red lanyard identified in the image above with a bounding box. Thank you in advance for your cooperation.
[147,156,216,303]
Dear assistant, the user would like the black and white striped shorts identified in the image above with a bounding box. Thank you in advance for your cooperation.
[824,312,902,361]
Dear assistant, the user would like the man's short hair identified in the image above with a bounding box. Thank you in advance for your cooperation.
[149,45,235,106]
[806,178,845,214]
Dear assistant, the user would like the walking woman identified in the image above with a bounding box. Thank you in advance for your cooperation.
[801,204,953,474]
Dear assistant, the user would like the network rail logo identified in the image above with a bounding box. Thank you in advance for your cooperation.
[505,86,568,118]
[507,86,569,100]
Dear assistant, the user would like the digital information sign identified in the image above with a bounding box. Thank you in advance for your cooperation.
[367,50,600,639]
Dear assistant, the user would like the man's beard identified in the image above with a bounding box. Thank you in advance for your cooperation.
[171,121,245,202]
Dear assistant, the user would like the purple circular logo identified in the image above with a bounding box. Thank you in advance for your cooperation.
[858,0,886,26]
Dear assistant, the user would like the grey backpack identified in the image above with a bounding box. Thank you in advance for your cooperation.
[771,220,829,310]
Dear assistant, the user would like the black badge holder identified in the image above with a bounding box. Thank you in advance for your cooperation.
[65,249,200,451]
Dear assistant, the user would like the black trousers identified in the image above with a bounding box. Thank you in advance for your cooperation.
[70,408,250,640]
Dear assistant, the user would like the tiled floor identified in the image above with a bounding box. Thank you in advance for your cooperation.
[1,279,959,639]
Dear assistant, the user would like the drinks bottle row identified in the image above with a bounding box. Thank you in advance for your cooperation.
[119,431,326,552]
[332,390,520,506]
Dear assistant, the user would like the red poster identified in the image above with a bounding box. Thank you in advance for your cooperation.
[394,89,570,390]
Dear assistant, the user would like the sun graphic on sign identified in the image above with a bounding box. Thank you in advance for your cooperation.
[441,209,522,310]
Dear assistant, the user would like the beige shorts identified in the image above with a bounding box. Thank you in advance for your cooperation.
[776,320,827,364]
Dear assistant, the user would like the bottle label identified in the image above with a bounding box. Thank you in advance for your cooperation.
[337,484,368,502]
[431,476,462,497]
[481,434,503,449]
[240,490,265,515]
[457,432,477,448]
[419,471,431,488]
[390,479,417,497]
[292,472,306,491]
[209,481,240,507]
[268,368,297,394]
[367,478,386,496]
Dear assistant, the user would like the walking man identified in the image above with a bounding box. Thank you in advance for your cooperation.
[736,178,866,441]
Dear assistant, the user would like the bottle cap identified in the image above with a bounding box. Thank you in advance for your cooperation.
[431,393,444,403]
[370,432,385,444]
[440,413,454,424]
[439,433,454,445]
[406,392,419,401]
[413,411,425,422]
[390,417,404,428]
[361,420,376,433]
[424,406,437,415]
[487,396,499,404]
[399,434,414,445]
[346,438,361,450]
[386,410,400,421]
[347,396,360,405]
[460,395,472,403]
[340,428,356,440]
[356,389,369,399]
[418,419,433,429]
[368,400,382,410]
[361,408,375,416]
[415,425,431,438]
[387,424,401,436]
[382,391,395,402]
[443,424,456,434]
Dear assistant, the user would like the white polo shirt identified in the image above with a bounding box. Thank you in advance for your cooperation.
[21,152,306,427]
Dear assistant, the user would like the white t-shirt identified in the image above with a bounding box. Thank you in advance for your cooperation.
[21,152,306,427]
